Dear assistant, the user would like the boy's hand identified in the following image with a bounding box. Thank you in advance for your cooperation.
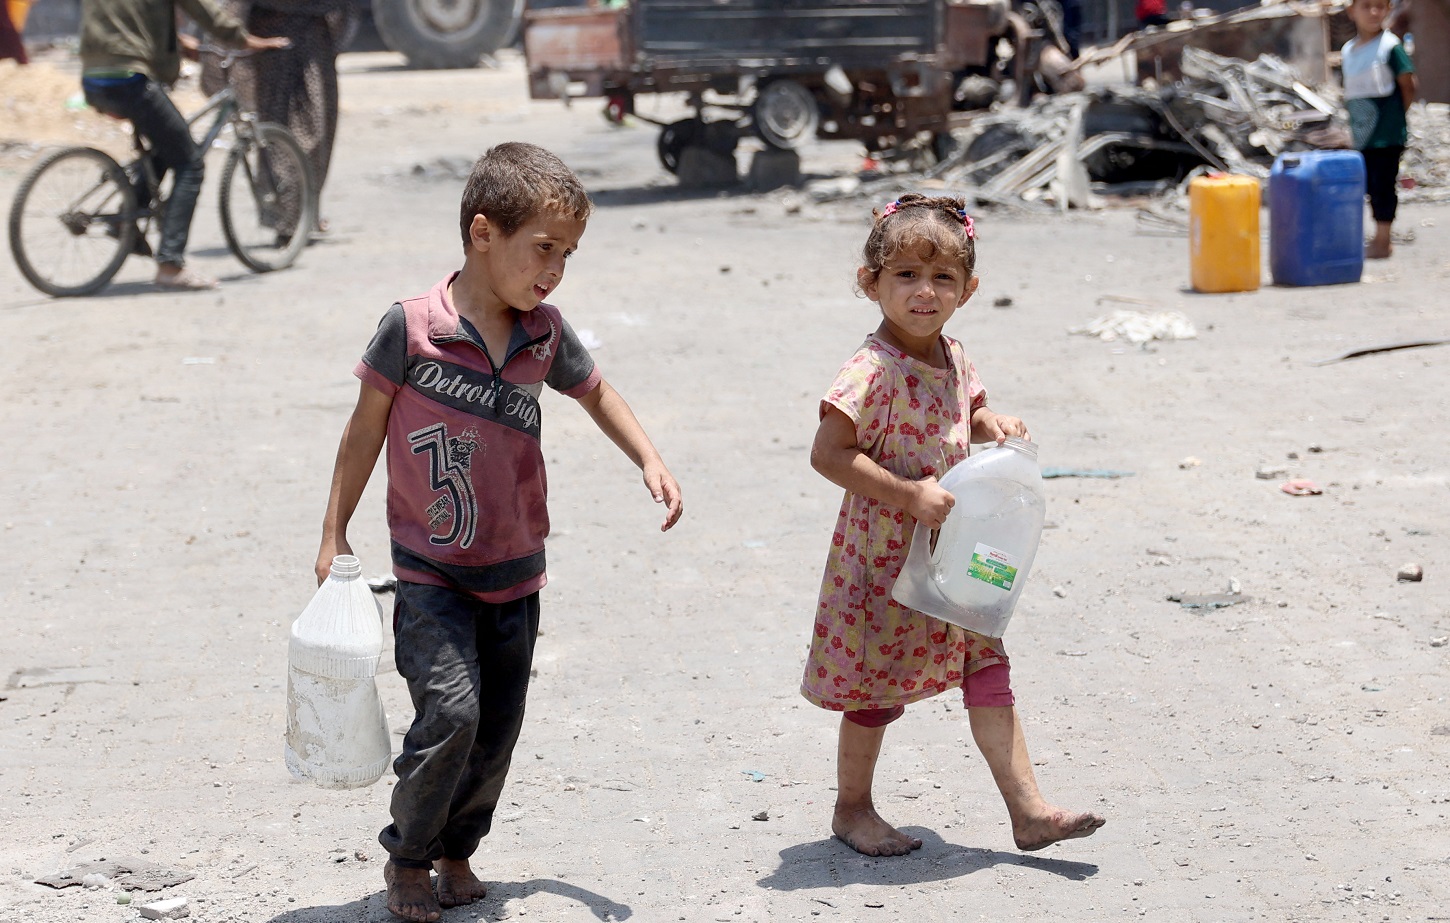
[907,476,955,530]
[977,412,1031,445]
[315,539,353,585]
[644,463,684,532]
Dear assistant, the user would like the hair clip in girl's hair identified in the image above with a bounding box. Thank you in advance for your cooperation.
[880,199,976,239]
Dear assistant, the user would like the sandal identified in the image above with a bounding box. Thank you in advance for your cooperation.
[155,268,219,291]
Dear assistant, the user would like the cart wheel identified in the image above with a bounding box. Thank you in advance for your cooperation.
[753,79,819,150]
[657,118,702,174]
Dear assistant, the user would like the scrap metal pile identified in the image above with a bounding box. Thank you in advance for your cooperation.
[815,46,1449,210]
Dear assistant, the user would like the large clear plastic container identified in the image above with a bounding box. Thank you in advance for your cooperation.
[284,555,392,789]
[891,438,1046,638]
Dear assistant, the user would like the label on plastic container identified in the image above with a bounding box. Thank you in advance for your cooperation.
[969,543,1019,590]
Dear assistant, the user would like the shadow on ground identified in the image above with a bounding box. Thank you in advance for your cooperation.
[757,827,1099,891]
[265,878,632,922]
[586,164,853,209]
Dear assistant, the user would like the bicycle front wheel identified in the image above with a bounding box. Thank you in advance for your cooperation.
[219,123,316,273]
[8,147,139,297]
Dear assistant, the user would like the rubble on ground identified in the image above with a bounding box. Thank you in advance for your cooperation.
[810,38,1449,211]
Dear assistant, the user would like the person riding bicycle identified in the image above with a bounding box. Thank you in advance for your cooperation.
[79,0,287,290]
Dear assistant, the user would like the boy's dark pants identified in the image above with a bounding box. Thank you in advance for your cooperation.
[81,77,205,268]
[380,581,540,869]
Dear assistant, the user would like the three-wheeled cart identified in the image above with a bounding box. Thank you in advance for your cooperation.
[522,0,1058,174]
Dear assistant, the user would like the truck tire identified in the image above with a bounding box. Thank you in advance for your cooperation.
[371,0,521,69]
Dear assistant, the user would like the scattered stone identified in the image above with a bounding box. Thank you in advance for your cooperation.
[1397,563,1423,582]
[1429,637,1447,648]
[1256,464,1288,480]
[1168,592,1251,609]
[993,296,1014,308]
[752,810,770,821]
[1052,586,1067,598]
[1178,456,1202,469]
[138,897,189,920]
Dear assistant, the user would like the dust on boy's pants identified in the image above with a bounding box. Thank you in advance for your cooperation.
[380,581,540,868]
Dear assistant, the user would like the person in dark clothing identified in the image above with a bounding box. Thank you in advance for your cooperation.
[205,0,353,235]
[80,0,288,290]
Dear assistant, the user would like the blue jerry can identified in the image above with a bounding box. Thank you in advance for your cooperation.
[1269,150,1366,287]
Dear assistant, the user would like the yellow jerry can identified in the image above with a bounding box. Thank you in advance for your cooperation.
[1189,174,1261,294]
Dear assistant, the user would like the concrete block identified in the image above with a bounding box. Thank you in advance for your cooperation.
[138,897,190,919]
[747,148,801,191]
[676,146,738,188]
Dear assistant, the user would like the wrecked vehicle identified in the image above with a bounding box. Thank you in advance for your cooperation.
[521,0,1083,173]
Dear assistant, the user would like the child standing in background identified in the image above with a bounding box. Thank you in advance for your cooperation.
[801,194,1104,857]
[1342,0,1418,259]
[316,142,683,922]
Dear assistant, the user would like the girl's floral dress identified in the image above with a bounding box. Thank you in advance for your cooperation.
[801,334,1009,712]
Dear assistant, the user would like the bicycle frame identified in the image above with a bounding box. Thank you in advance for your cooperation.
[129,73,261,210]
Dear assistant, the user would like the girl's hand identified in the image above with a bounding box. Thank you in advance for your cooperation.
[976,411,1031,445]
[907,476,955,530]
[644,462,684,532]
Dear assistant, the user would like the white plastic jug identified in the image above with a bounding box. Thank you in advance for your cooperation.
[284,555,392,789]
[891,438,1046,638]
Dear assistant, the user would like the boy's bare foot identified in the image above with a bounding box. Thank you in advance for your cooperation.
[384,861,440,922]
[1013,807,1106,851]
[1366,240,1393,259]
[832,804,924,857]
[433,857,489,907]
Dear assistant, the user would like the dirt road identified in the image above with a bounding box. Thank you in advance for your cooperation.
[1,49,1448,923]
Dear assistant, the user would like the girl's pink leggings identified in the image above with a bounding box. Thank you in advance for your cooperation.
[843,663,1014,728]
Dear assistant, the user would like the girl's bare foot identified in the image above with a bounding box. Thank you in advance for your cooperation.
[384,861,440,922]
[1013,807,1106,851]
[832,803,924,857]
[433,857,489,907]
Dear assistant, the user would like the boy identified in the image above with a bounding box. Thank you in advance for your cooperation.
[80,0,288,289]
[315,142,684,923]
[1342,0,1418,259]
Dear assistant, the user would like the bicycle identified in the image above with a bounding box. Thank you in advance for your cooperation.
[7,47,316,297]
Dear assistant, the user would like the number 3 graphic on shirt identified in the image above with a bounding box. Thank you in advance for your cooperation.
[408,422,479,549]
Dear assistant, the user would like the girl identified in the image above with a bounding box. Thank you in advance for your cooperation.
[801,194,1105,857]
